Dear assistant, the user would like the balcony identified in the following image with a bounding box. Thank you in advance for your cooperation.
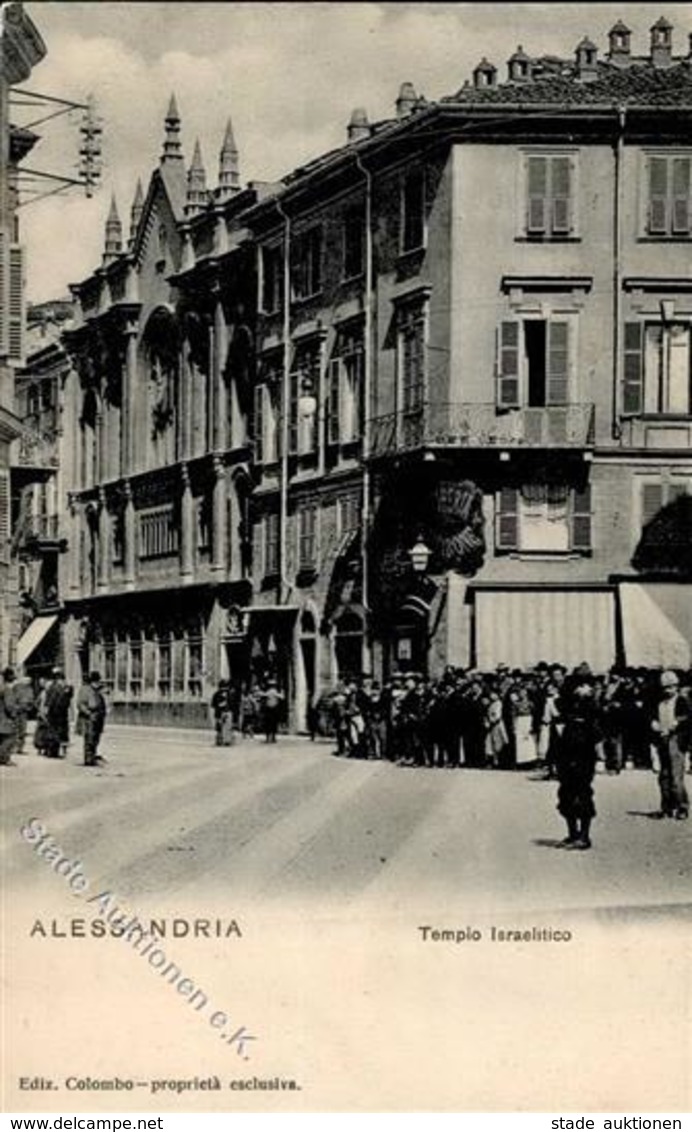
[369,403,595,458]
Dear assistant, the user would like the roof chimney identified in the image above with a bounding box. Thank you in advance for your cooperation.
[650,16,673,68]
[508,46,531,82]
[103,195,123,265]
[396,82,417,119]
[575,36,598,80]
[607,20,631,66]
[347,107,371,143]
[473,58,497,89]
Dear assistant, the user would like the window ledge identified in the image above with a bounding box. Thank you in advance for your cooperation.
[636,235,692,244]
[622,414,692,422]
[515,235,581,244]
[496,550,591,560]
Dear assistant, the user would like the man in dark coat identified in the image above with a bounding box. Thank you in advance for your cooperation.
[555,664,601,850]
[0,668,18,767]
[43,668,73,759]
[76,671,107,767]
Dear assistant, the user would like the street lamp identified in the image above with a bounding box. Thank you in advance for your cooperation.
[408,533,431,574]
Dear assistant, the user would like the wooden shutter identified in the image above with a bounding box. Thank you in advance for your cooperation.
[546,320,570,405]
[671,157,691,235]
[253,385,264,463]
[8,244,25,363]
[0,232,7,356]
[327,357,341,445]
[648,157,668,234]
[496,487,519,550]
[622,322,644,416]
[550,157,571,234]
[570,483,592,552]
[0,469,9,565]
[641,481,664,528]
[496,321,521,408]
[527,157,547,234]
[288,370,299,455]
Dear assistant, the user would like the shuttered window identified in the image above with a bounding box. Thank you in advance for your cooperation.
[546,320,570,405]
[570,484,592,551]
[327,327,364,446]
[497,321,521,408]
[496,487,519,549]
[647,155,692,236]
[0,469,9,565]
[401,168,425,252]
[0,232,6,356]
[298,504,318,570]
[623,322,644,416]
[8,244,25,363]
[264,511,280,576]
[639,479,692,531]
[496,484,592,553]
[526,155,573,236]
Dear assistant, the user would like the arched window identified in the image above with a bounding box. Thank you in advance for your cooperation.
[334,610,364,682]
[141,308,180,469]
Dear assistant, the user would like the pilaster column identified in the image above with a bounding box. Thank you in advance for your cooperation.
[180,463,194,582]
[124,322,138,474]
[211,456,227,574]
[213,294,229,452]
[67,494,82,597]
[95,407,106,484]
[97,489,110,592]
[123,480,136,589]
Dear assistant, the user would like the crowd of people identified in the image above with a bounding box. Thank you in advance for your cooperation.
[0,666,108,768]
[317,661,691,848]
[4,657,689,851]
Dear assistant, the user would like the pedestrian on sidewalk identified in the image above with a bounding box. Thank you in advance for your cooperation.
[211,679,234,746]
[12,668,35,755]
[651,670,690,820]
[43,668,73,759]
[0,668,19,767]
[76,671,108,767]
[261,678,284,743]
[555,663,601,850]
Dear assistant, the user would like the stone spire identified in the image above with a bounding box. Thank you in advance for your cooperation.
[185,138,208,216]
[128,178,144,249]
[217,117,240,200]
[161,92,183,164]
[103,194,123,264]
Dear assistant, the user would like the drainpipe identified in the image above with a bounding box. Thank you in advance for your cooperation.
[275,199,292,604]
[355,154,373,675]
[612,106,625,440]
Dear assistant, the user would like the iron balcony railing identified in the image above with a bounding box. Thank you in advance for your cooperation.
[369,402,595,457]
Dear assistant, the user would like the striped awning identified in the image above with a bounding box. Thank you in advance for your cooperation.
[474,588,616,672]
[15,614,58,667]
[619,583,691,669]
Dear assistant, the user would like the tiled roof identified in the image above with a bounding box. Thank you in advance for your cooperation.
[446,59,692,107]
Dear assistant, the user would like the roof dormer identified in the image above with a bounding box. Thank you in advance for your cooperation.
[473,57,497,89]
[508,46,531,83]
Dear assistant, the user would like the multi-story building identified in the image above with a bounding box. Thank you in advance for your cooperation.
[62,17,692,729]
[0,0,46,665]
[62,101,274,724]
[11,300,72,677]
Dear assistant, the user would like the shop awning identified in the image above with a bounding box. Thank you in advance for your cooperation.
[474,588,616,672]
[619,583,691,669]
[15,614,58,667]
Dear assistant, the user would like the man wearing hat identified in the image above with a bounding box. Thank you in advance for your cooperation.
[651,670,689,820]
[76,672,108,767]
[555,663,601,849]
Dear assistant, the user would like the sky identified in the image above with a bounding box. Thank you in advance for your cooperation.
[15,1,692,304]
